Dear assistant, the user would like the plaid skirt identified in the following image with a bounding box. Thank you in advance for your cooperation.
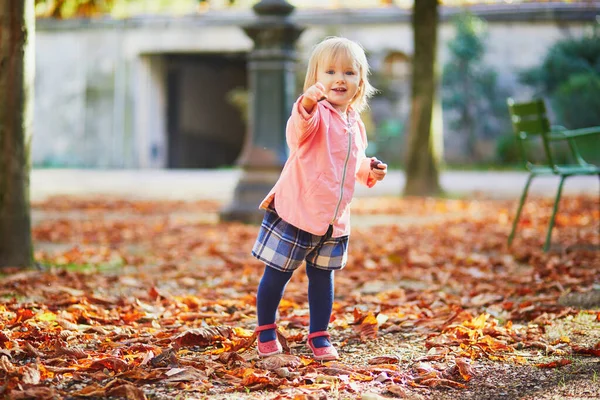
[252,204,349,272]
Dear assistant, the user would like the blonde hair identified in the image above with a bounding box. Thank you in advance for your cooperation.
[303,37,376,113]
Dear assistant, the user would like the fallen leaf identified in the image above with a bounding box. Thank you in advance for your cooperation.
[535,359,572,368]
[255,354,302,370]
[368,355,400,365]
[174,326,234,347]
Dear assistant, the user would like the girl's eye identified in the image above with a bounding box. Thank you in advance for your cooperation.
[326,70,335,74]
[345,71,356,75]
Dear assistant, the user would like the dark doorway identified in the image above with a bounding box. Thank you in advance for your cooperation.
[166,53,247,168]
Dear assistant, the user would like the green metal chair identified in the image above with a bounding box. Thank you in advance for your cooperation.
[506,98,600,252]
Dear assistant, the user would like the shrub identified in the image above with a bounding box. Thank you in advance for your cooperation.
[442,12,511,162]
[520,28,600,129]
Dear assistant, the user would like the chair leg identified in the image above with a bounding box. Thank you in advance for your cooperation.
[544,175,567,252]
[508,174,535,246]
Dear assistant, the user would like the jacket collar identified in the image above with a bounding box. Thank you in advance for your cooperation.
[319,100,358,126]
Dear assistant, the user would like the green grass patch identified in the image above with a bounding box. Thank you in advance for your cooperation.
[36,261,124,274]
[443,163,526,172]
[545,311,600,348]
[0,292,26,302]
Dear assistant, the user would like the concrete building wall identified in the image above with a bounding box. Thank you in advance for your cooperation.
[35,22,253,168]
[33,4,598,168]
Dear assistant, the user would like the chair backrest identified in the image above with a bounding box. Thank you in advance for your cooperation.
[506,98,556,170]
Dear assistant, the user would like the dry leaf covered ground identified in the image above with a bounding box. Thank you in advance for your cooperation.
[1,195,599,400]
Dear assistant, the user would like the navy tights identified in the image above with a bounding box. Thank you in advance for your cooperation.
[256,265,334,348]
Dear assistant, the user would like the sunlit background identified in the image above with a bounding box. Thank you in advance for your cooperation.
[32,0,599,170]
[35,0,593,18]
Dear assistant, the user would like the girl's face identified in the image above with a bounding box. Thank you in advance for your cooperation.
[316,56,361,114]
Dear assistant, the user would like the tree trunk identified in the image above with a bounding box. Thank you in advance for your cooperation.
[404,0,443,196]
[0,0,34,269]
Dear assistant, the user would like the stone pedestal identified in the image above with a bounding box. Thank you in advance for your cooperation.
[220,0,304,224]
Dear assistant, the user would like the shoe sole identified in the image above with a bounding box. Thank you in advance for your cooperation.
[307,342,338,361]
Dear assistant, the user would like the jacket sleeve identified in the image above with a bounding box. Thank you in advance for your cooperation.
[356,120,377,188]
[286,95,321,150]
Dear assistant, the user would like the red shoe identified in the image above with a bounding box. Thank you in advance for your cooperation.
[255,323,282,357]
[307,331,339,361]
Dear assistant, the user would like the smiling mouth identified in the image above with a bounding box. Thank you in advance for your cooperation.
[332,88,347,93]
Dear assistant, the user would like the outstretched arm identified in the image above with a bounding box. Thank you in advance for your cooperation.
[300,82,327,114]
[287,83,328,148]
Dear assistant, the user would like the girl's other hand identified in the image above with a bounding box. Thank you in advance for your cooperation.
[301,82,326,113]
[370,157,387,181]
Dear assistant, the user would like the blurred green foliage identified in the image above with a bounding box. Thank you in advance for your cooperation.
[553,73,600,129]
[494,134,519,165]
[35,0,198,18]
[35,0,113,18]
[520,27,600,163]
[441,12,510,162]
[520,29,600,112]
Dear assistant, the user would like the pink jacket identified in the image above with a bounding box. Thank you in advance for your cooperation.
[259,96,377,237]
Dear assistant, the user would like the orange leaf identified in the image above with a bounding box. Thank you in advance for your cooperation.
[535,359,572,368]
[106,382,147,400]
[368,356,400,365]
[455,358,474,381]
[0,331,10,347]
[241,368,280,388]
[352,309,378,340]
[12,308,35,324]
[87,357,129,372]
[572,345,600,357]
[419,377,466,389]
[173,326,234,347]
[6,386,60,399]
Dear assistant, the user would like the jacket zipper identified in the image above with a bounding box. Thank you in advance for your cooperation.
[331,119,353,224]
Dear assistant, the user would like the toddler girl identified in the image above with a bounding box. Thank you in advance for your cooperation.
[252,36,387,360]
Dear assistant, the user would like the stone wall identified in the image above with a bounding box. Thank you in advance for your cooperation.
[34,3,599,168]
